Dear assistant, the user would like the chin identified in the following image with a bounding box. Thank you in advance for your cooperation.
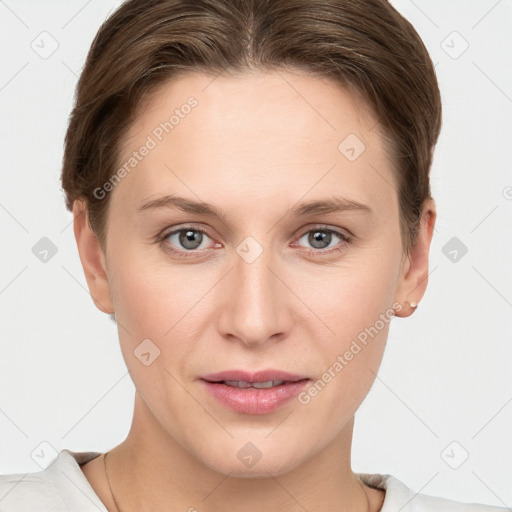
[197,443,308,479]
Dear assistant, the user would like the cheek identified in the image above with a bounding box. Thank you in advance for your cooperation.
[297,290,393,437]
[311,255,399,344]
[108,248,218,376]
[109,242,207,333]
[109,262,199,413]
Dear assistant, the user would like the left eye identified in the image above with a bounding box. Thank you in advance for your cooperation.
[295,228,350,252]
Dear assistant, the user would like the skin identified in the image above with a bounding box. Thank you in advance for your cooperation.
[75,69,436,511]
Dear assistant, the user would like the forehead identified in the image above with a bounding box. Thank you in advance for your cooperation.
[112,69,397,219]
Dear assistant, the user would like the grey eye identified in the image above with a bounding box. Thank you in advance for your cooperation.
[166,229,210,251]
[298,230,341,250]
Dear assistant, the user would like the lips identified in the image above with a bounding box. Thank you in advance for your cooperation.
[200,369,311,414]
[201,369,309,384]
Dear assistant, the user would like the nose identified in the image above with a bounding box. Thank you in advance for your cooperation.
[216,244,294,348]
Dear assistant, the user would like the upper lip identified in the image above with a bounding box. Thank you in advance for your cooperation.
[201,369,310,383]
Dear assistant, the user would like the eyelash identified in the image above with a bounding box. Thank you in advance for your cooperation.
[158,224,352,259]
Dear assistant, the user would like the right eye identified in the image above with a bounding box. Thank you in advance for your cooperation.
[159,225,220,258]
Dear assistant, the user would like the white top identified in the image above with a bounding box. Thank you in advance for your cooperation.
[0,450,507,511]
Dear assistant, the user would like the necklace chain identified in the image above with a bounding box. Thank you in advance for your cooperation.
[103,451,371,512]
[103,452,122,512]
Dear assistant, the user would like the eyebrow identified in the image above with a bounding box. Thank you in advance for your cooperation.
[137,194,372,218]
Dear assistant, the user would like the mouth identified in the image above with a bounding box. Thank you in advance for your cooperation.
[215,379,293,389]
[199,370,311,414]
[201,369,309,385]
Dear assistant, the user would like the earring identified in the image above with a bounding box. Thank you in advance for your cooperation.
[392,300,418,316]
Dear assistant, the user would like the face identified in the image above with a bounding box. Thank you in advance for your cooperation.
[91,69,413,476]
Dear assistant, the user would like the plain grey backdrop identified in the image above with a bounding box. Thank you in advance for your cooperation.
[1,0,511,507]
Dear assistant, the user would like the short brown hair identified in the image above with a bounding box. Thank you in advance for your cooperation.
[61,0,442,254]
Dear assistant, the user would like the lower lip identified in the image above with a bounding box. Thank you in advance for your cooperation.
[201,379,310,415]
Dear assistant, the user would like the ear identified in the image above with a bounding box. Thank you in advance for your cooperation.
[393,197,436,318]
[72,199,114,315]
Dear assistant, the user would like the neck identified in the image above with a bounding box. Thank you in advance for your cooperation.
[105,393,379,512]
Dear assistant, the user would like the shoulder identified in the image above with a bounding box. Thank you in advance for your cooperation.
[0,450,106,512]
[357,473,509,512]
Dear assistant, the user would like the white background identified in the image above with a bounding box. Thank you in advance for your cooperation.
[0,0,511,507]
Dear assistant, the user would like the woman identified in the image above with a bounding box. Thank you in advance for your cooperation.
[0,0,507,510]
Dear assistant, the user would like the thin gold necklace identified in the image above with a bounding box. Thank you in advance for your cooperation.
[103,452,122,512]
[103,451,371,512]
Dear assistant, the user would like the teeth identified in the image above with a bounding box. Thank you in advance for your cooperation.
[222,380,286,389]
